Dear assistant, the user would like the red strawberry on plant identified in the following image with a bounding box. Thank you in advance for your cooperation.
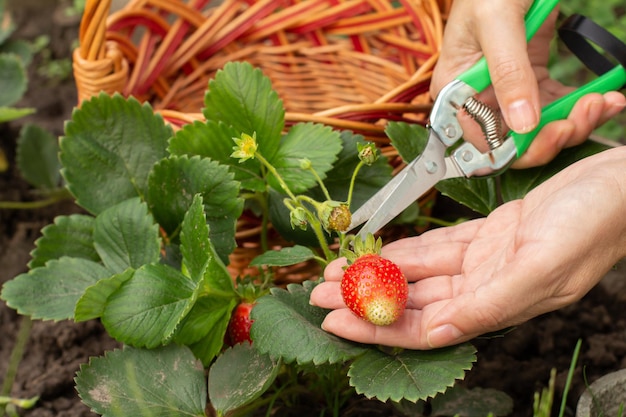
[226,302,255,345]
[340,234,408,326]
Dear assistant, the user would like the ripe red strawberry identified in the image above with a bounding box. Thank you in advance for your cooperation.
[340,254,408,326]
[226,302,254,345]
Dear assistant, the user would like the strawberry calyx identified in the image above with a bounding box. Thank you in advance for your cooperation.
[341,232,383,265]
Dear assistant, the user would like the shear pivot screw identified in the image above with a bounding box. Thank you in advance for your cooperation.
[462,150,473,162]
[425,160,438,173]
[444,125,457,138]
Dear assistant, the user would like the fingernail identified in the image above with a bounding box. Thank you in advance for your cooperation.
[507,99,538,133]
[427,324,463,348]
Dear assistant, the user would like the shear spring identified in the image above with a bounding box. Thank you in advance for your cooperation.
[463,97,503,150]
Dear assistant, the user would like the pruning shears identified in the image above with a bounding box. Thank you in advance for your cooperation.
[349,0,626,239]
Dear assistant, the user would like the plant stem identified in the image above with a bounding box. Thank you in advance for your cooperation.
[253,154,334,261]
[345,160,365,209]
[0,189,71,209]
[254,152,298,202]
[0,316,33,416]
[306,165,332,201]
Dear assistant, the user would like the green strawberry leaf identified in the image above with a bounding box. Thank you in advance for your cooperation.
[348,344,476,403]
[436,177,497,216]
[146,155,243,264]
[28,214,100,269]
[0,258,110,321]
[101,263,198,348]
[74,269,134,322]
[173,296,236,365]
[93,198,161,274]
[386,121,429,163]
[0,38,34,66]
[75,345,206,417]
[16,123,61,190]
[0,53,26,107]
[209,343,281,414]
[204,61,284,162]
[500,140,611,202]
[180,194,237,302]
[251,281,367,365]
[60,93,172,214]
[269,122,342,194]
[167,120,265,192]
[180,194,212,282]
[249,245,318,267]
[0,106,34,123]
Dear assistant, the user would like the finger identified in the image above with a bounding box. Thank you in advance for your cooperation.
[382,241,469,281]
[512,120,574,168]
[476,1,541,133]
[597,91,626,126]
[309,281,344,309]
[320,308,428,349]
[512,93,623,168]
[323,257,348,282]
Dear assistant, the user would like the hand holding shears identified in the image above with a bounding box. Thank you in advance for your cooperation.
[349,0,626,239]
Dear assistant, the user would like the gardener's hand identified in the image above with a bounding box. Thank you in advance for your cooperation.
[310,146,626,349]
[431,0,626,168]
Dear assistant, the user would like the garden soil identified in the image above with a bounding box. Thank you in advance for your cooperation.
[1,2,625,416]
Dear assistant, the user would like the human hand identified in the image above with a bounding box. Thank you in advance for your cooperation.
[310,146,626,349]
[431,0,626,168]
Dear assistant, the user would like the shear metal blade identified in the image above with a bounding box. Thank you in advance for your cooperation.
[349,134,452,239]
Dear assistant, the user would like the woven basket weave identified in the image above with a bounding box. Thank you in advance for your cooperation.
[73,0,449,280]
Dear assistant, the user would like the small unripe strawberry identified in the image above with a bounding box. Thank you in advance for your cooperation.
[341,254,408,326]
[318,200,351,232]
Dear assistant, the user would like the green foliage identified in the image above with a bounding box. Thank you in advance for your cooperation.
[75,345,207,417]
[0,7,35,120]
[16,124,61,190]
[208,343,281,414]
[0,53,26,107]
[61,94,173,214]
[0,61,502,417]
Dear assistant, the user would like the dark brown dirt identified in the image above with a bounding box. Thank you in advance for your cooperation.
[1,2,625,417]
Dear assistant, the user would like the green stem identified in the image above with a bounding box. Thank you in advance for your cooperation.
[346,160,365,209]
[253,153,335,261]
[306,165,332,201]
[0,316,33,416]
[305,212,333,263]
[0,189,71,210]
[254,152,298,201]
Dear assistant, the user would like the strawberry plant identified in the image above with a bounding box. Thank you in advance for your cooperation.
[0,60,609,416]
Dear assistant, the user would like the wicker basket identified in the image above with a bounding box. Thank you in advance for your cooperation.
[73,0,449,281]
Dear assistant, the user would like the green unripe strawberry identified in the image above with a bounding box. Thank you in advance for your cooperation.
[340,254,408,326]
